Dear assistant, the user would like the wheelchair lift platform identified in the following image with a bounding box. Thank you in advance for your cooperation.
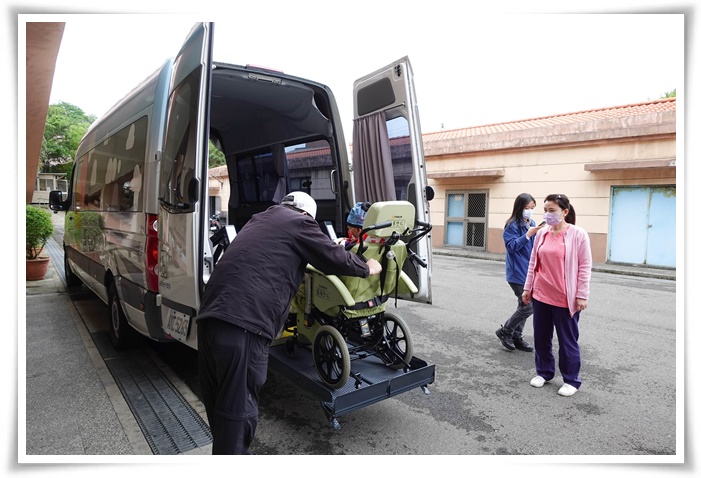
[268,342,435,429]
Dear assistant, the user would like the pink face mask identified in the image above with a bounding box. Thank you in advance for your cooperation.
[543,212,562,226]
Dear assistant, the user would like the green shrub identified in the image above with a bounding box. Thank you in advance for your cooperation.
[26,205,54,259]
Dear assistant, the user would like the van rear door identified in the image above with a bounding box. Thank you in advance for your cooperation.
[352,57,433,303]
[157,22,213,347]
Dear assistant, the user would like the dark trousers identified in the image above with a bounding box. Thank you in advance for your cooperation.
[502,282,533,338]
[197,318,269,454]
[532,299,582,389]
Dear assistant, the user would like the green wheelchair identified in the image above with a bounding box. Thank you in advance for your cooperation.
[279,200,432,389]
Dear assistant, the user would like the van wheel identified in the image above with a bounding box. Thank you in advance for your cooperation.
[108,283,135,350]
[64,252,82,287]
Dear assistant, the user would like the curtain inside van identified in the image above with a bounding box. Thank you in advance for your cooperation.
[352,112,396,203]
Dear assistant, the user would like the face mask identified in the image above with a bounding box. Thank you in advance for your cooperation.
[543,212,562,226]
[523,209,533,221]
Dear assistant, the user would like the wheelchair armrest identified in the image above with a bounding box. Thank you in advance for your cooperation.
[305,264,356,307]
[398,270,419,295]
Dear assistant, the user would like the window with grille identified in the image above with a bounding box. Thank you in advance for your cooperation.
[445,190,487,248]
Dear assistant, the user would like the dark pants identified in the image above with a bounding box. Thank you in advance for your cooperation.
[532,299,581,389]
[197,318,269,454]
[502,282,533,338]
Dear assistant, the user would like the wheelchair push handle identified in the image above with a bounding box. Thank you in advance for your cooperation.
[356,221,394,255]
[406,220,432,248]
[407,248,428,268]
[405,220,432,269]
[360,221,393,236]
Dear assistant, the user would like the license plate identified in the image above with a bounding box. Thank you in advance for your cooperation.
[166,310,191,342]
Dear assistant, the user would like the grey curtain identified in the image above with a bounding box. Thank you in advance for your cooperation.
[352,112,396,203]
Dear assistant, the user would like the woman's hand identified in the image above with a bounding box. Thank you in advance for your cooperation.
[522,290,532,305]
[526,222,546,238]
[575,298,588,312]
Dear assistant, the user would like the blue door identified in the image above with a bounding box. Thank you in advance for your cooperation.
[608,186,676,267]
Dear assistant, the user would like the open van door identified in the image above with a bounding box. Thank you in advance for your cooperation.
[352,57,433,304]
[157,22,214,347]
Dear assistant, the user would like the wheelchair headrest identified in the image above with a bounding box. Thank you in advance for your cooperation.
[362,201,415,238]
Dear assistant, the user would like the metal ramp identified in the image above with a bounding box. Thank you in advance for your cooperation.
[268,343,435,429]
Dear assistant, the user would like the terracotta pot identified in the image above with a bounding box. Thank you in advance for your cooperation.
[26,257,50,281]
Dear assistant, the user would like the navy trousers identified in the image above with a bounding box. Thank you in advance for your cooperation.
[197,318,269,454]
[532,299,582,389]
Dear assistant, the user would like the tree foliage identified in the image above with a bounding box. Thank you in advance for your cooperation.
[41,101,95,175]
[662,89,676,98]
[209,141,226,168]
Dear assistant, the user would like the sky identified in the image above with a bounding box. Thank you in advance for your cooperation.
[40,10,684,142]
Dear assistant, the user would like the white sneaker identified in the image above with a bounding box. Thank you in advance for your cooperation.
[530,376,548,388]
[558,383,578,397]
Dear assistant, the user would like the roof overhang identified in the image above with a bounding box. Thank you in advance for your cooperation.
[584,158,676,171]
[427,168,505,179]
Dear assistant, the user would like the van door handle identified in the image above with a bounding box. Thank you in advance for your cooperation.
[330,169,337,195]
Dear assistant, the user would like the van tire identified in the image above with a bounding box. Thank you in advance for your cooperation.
[108,282,135,350]
[64,253,82,287]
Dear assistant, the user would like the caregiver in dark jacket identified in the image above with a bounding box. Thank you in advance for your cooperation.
[196,191,381,455]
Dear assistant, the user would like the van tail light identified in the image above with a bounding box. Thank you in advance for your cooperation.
[145,214,159,292]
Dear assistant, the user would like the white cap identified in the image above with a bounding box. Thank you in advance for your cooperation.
[280,191,317,219]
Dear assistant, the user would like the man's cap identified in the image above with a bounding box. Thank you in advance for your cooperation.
[280,191,317,219]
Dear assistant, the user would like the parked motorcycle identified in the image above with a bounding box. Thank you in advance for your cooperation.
[209,212,221,232]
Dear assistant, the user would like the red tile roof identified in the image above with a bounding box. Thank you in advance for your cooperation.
[423,97,676,141]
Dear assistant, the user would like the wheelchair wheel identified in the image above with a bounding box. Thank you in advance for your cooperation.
[312,325,350,389]
[379,312,414,369]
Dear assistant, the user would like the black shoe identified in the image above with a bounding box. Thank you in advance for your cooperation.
[513,336,534,352]
[495,327,515,350]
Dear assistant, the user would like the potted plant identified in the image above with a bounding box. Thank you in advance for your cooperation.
[26,204,54,281]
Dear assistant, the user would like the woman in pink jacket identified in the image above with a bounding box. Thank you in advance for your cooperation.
[522,194,592,397]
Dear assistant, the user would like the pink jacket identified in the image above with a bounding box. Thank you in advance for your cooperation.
[524,224,592,317]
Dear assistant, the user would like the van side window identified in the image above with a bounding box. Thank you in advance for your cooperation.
[73,116,148,212]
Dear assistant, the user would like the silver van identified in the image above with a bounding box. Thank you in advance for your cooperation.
[50,22,433,353]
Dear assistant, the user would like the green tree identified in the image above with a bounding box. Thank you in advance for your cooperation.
[662,89,676,98]
[41,101,95,176]
[209,140,226,168]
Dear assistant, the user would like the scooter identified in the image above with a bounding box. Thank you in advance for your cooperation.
[209,212,221,232]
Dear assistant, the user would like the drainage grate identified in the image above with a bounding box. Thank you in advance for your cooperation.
[92,331,212,455]
[47,240,212,454]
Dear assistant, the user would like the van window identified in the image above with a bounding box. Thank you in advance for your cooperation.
[237,152,279,203]
[160,68,201,213]
[233,139,334,203]
[386,116,412,201]
[73,116,148,212]
[229,139,335,230]
[285,140,334,200]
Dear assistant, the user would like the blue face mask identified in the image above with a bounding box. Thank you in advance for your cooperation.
[523,209,533,221]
